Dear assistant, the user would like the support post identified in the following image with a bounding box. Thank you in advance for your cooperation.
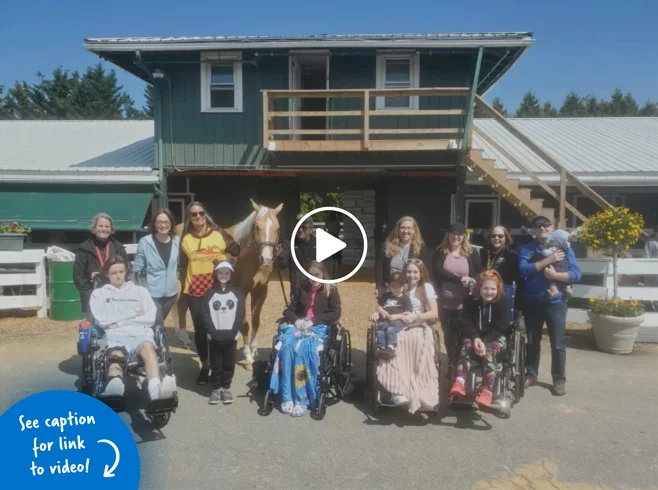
[36,254,47,318]
[363,90,370,150]
[559,167,567,228]
[262,91,270,148]
[455,46,483,225]
[154,83,168,208]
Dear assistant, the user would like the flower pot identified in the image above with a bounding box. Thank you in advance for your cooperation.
[590,313,644,354]
[0,234,25,251]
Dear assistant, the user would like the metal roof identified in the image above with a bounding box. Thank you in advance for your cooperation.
[472,117,658,183]
[84,32,534,50]
[0,120,154,172]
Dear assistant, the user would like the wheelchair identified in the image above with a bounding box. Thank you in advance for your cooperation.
[78,322,179,428]
[254,319,352,420]
[365,322,443,414]
[447,286,526,419]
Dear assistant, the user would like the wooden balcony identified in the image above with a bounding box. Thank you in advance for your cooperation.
[262,87,470,152]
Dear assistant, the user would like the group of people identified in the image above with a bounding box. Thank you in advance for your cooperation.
[72,202,581,417]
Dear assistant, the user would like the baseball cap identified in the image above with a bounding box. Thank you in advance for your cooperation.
[296,213,314,226]
[448,223,466,234]
[389,272,406,285]
[531,215,552,228]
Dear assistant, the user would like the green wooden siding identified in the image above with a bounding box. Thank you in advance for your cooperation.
[160,56,288,170]
[157,50,477,169]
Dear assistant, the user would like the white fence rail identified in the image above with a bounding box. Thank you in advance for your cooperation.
[0,250,47,318]
[568,258,658,342]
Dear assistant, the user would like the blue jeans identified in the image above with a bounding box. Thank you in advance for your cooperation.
[524,302,567,383]
[375,320,404,349]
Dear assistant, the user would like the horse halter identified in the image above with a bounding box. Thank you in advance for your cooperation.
[250,225,279,254]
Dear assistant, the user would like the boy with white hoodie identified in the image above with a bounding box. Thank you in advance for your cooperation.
[89,256,176,401]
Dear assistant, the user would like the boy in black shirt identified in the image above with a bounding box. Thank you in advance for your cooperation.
[369,272,413,358]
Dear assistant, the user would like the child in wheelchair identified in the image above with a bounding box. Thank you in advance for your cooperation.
[368,272,413,359]
[449,269,510,409]
[89,256,176,401]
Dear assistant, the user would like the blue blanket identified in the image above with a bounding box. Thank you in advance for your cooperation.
[269,323,328,409]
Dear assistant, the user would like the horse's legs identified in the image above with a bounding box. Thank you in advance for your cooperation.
[239,292,253,364]
[249,284,269,362]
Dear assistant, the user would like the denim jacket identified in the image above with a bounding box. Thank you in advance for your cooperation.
[518,240,581,305]
[133,234,180,298]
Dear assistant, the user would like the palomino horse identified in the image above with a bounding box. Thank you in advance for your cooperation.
[174,200,284,370]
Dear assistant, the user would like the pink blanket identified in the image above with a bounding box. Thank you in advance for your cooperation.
[376,325,440,414]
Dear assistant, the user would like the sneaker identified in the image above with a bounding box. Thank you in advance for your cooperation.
[552,381,566,396]
[197,368,210,386]
[221,389,234,405]
[208,389,223,405]
[450,379,466,398]
[160,375,177,399]
[101,377,125,397]
[391,394,409,406]
[475,388,493,408]
[525,377,537,389]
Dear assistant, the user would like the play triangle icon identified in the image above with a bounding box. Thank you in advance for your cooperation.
[315,228,347,263]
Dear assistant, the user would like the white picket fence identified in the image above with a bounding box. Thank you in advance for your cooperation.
[568,258,658,342]
[0,249,47,318]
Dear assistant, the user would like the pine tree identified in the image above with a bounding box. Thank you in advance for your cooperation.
[492,96,508,117]
[144,84,154,117]
[541,101,558,117]
[639,101,658,116]
[71,64,129,119]
[583,95,602,116]
[0,86,12,119]
[559,91,587,117]
[515,91,542,117]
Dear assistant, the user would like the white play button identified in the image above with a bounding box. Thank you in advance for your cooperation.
[315,228,347,262]
[290,206,368,285]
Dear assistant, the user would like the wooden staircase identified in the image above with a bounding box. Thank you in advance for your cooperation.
[466,96,613,227]
[466,148,555,223]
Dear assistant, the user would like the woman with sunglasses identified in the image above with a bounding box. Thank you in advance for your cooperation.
[133,209,180,324]
[179,202,241,386]
[432,223,482,364]
[375,216,431,298]
[481,226,521,313]
[73,213,128,321]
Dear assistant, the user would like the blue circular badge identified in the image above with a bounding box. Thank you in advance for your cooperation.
[0,390,140,489]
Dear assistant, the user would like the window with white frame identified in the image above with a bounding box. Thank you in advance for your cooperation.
[375,53,420,110]
[200,52,243,113]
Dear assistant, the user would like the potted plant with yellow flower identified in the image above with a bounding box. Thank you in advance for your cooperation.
[579,207,645,354]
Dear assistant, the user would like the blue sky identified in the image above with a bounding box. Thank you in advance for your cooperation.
[1,0,656,111]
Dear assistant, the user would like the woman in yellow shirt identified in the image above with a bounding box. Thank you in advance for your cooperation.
[179,202,240,385]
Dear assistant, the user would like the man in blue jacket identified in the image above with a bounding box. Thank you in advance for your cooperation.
[519,215,581,396]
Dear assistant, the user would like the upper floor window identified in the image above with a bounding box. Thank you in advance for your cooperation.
[200,52,243,113]
[375,53,420,110]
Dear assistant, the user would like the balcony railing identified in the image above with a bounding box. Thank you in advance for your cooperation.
[262,87,470,152]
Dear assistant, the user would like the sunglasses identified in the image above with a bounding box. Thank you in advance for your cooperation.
[190,211,206,218]
[534,223,552,230]
[491,234,505,239]
[405,258,423,266]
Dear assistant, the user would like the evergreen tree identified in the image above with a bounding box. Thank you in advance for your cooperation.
[639,100,658,116]
[71,64,128,119]
[0,86,12,119]
[144,84,154,117]
[492,96,508,116]
[515,91,542,117]
[559,91,587,117]
[583,95,602,116]
[541,101,558,117]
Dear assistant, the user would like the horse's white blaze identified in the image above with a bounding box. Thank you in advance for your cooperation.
[261,217,274,261]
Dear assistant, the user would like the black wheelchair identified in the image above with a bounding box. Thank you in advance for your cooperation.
[365,322,443,414]
[78,323,179,428]
[253,319,352,420]
[447,288,526,419]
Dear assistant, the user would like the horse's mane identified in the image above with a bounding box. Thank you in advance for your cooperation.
[230,206,269,248]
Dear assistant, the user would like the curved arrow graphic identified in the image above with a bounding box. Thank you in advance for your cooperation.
[97,439,120,478]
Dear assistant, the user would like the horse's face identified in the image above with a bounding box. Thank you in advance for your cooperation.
[251,200,283,267]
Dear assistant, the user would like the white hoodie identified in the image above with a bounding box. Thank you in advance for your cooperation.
[89,281,157,338]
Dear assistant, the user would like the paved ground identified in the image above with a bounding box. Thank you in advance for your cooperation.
[1,329,657,490]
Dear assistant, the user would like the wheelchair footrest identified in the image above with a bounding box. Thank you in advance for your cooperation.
[100,395,126,413]
[147,393,179,415]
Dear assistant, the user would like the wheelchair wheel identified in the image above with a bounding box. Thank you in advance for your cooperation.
[337,327,351,374]
[313,393,327,421]
[260,389,275,416]
[152,413,170,429]
[514,330,526,403]
[80,353,94,396]
[367,324,380,414]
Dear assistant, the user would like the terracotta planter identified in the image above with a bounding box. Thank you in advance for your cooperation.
[0,234,25,251]
[590,313,644,354]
